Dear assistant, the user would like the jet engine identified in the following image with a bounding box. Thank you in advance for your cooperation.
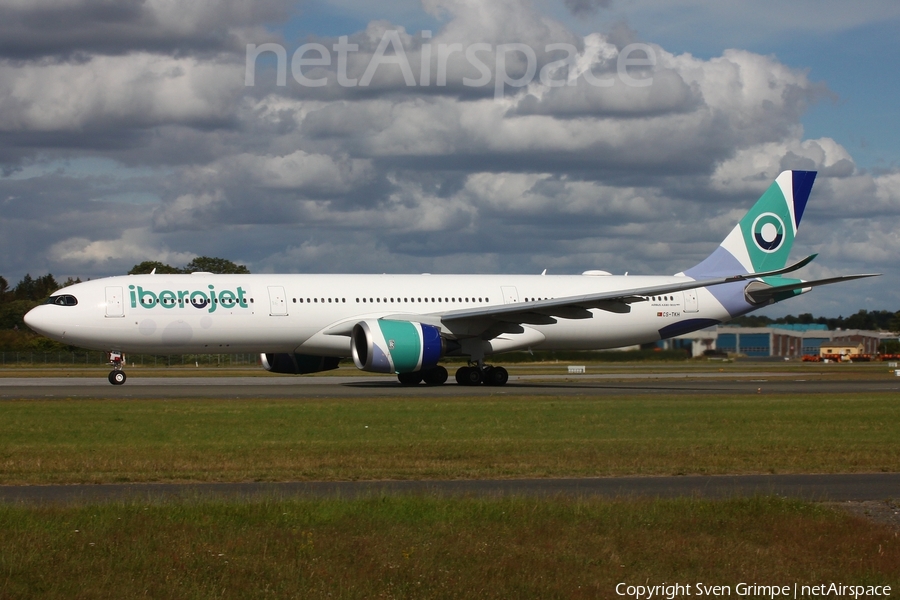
[351,319,445,374]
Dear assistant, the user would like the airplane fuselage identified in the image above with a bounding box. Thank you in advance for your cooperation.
[26,272,729,356]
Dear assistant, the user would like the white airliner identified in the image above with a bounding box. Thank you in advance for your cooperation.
[25,170,876,386]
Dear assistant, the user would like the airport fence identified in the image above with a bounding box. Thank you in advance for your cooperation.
[0,351,262,368]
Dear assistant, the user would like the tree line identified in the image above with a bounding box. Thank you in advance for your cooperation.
[127,257,250,276]
[729,310,900,333]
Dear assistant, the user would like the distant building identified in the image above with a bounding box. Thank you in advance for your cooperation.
[818,343,865,359]
[659,325,892,358]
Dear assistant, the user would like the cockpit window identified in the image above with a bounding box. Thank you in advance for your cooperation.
[46,294,78,306]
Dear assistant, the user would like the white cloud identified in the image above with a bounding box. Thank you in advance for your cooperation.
[232,151,375,193]
[0,0,896,316]
[710,137,856,194]
[48,227,196,270]
[151,191,224,232]
[0,53,243,131]
[0,0,291,59]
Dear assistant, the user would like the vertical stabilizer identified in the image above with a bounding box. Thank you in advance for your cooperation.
[685,170,816,278]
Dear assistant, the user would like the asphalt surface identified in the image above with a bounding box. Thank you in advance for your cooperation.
[2,372,899,398]
[1,474,898,505]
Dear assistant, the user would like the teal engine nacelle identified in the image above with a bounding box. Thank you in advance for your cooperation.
[261,353,341,375]
[351,319,445,374]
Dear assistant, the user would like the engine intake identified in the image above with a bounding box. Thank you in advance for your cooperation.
[351,319,445,374]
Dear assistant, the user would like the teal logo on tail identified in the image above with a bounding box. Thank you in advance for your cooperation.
[751,212,785,253]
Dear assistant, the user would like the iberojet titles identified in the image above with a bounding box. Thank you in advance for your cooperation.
[129,285,250,314]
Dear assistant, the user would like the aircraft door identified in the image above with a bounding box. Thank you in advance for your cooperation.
[683,289,699,313]
[268,286,288,316]
[500,286,519,304]
[105,286,124,318]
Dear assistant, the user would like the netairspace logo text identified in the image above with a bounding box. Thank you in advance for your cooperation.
[245,29,656,100]
[615,582,892,599]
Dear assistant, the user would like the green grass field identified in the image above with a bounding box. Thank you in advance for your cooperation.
[2,375,899,597]
[1,496,897,599]
[0,393,898,484]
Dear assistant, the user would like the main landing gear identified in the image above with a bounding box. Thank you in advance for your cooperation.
[395,363,509,386]
[455,364,509,386]
[108,351,127,385]
[397,365,449,386]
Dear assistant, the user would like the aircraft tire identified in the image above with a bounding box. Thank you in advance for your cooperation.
[455,366,482,386]
[485,366,509,386]
[422,365,448,386]
[398,371,423,385]
[108,370,127,385]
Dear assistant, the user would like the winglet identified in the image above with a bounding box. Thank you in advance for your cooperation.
[724,253,817,282]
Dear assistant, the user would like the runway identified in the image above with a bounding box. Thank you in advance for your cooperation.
[1,473,898,505]
[1,372,898,398]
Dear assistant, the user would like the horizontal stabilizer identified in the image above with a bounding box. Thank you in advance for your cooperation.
[744,273,881,304]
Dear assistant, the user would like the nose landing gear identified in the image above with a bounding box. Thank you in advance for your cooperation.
[108,352,127,385]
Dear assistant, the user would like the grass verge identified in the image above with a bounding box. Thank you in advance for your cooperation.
[1,393,898,484]
[0,496,897,599]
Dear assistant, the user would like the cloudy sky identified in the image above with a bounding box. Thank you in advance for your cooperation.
[1,0,898,318]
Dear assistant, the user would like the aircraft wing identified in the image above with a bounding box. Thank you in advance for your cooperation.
[321,257,814,337]
[439,254,823,328]
[322,255,878,340]
[439,257,879,339]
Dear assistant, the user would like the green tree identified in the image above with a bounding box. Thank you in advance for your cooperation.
[730,314,773,327]
[845,310,875,331]
[33,274,60,300]
[888,311,900,333]
[128,261,182,275]
[0,300,41,329]
[879,340,900,354]
[182,256,250,274]
[13,274,34,301]
[13,273,60,301]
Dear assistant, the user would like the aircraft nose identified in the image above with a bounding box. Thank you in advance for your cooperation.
[23,305,62,338]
